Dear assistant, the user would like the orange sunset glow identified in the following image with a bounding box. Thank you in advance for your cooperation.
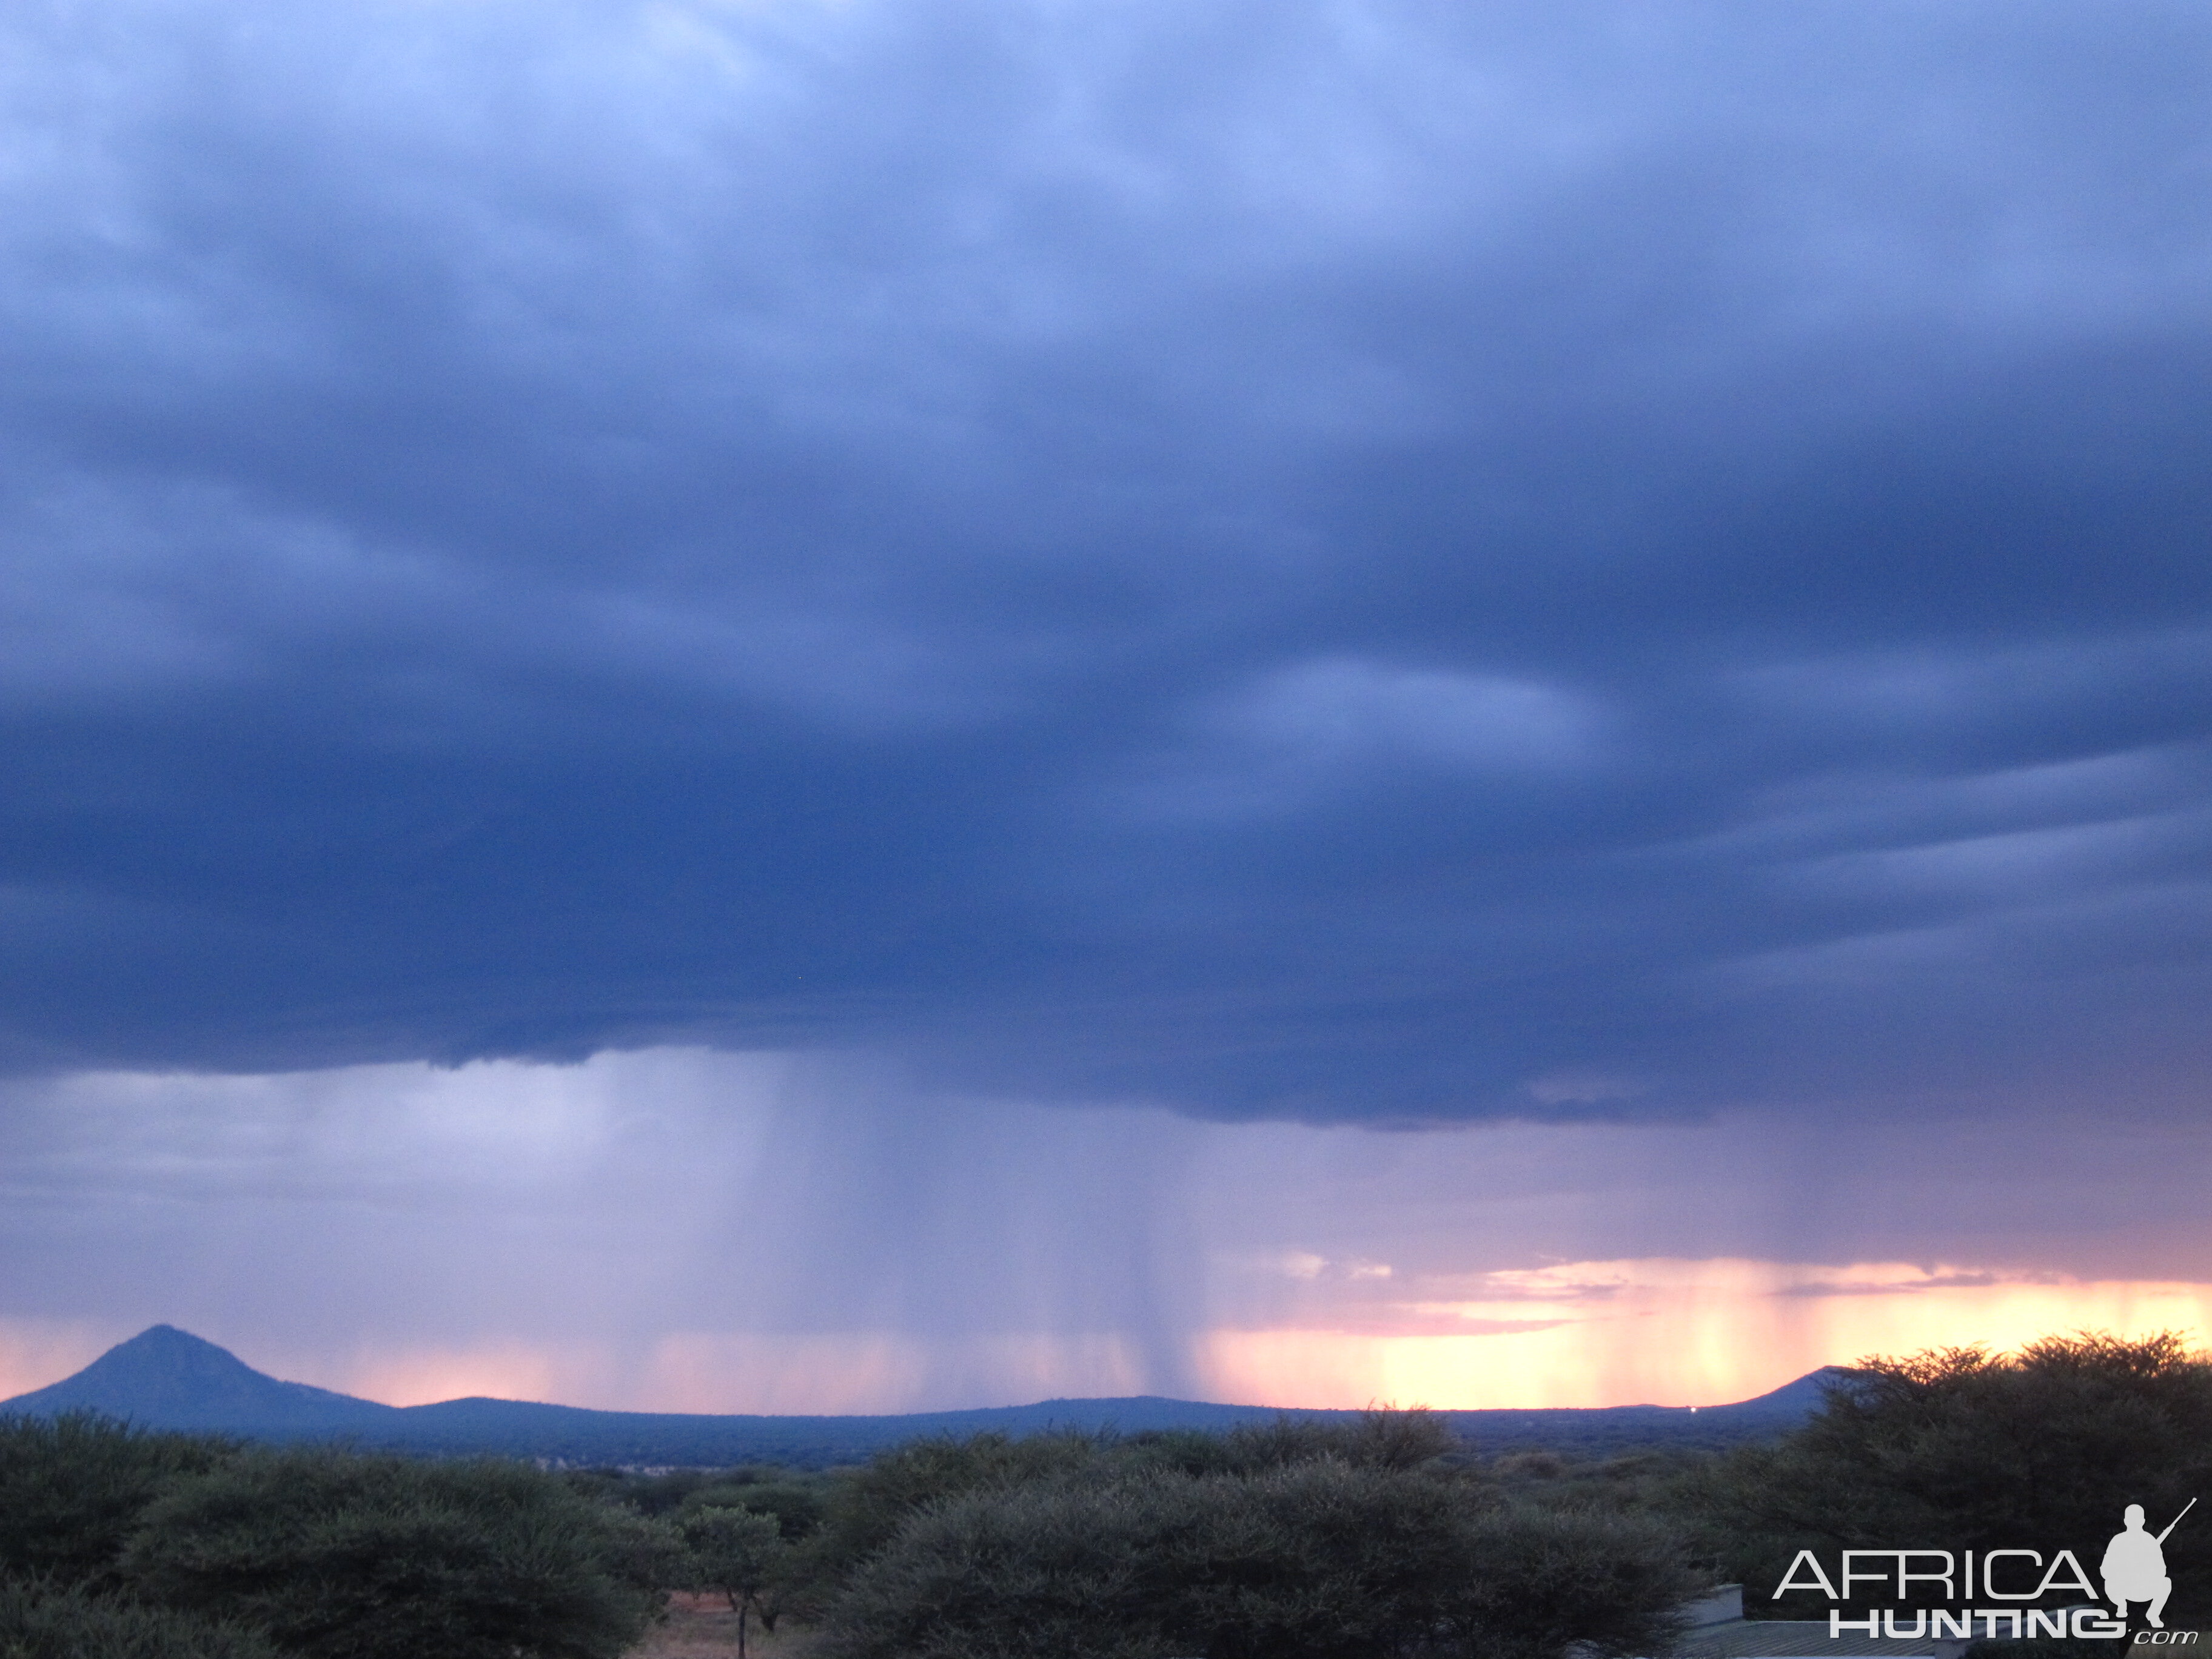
[13,1259,2201,1418]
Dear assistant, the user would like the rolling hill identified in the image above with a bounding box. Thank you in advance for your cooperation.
[2,1326,1843,1467]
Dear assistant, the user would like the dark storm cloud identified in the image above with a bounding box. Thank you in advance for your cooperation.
[4,0,2210,1118]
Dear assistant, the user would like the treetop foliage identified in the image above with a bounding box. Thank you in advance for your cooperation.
[793,1408,1461,1592]
[121,1447,674,1659]
[1692,1329,2212,1619]
[0,1413,233,1593]
[0,1578,280,1659]
[819,1456,1696,1659]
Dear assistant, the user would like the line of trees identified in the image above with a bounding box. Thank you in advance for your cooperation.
[6,1329,2207,1658]
[0,1405,1698,1659]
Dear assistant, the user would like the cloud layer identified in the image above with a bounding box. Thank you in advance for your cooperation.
[2,1,2209,1125]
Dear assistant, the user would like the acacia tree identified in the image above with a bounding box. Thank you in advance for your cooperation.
[680,1504,787,1659]
[0,1412,230,1591]
[121,1448,672,1659]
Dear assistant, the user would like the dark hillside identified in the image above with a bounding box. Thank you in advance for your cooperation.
[3,1327,1843,1466]
[2,1327,394,1435]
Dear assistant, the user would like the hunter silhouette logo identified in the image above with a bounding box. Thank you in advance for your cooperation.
[2106,1500,2194,1629]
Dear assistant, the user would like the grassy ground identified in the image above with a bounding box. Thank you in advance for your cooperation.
[632,1593,819,1657]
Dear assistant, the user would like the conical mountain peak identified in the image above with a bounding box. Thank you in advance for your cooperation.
[1,1325,394,1431]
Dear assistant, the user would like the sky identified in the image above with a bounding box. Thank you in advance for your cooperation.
[3,0,2210,1414]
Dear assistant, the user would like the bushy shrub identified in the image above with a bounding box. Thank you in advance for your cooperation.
[120,1448,674,1659]
[0,1413,230,1590]
[1126,1409,1458,1478]
[588,1499,694,1603]
[820,1460,1696,1659]
[0,1577,278,1659]
[1691,1331,2212,1620]
[800,1429,1110,1586]
[819,1475,1195,1659]
[808,1410,1455,1585]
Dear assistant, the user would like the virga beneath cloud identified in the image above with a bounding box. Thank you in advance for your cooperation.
[4,1052,2208,1410]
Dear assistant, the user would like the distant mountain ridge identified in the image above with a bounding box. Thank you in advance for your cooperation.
[2,1326,1847,1467]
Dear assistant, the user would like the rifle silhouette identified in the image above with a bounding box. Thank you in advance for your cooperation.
[2156,1498,2197,1545]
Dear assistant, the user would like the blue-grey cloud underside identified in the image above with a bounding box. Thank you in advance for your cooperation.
[3,0,2209,1120]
